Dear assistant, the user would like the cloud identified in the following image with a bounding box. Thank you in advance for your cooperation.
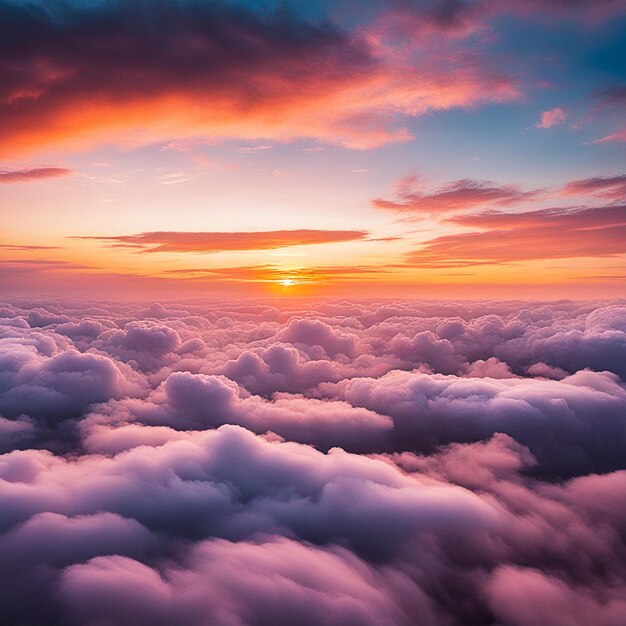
[1,298,626,625]
[0,325,144,421]
[0,0,519,155]
[323,368,626,476]
[372,174,538,214]
[98,321,183,354]
[0,421,500,553]
[59,538,441,626]
[0,167,72,183]
[278,318,358,358]
[486,566,626,626]
[592,127,626,143]
[0,415,36,452]
[406,205,626,267]
[536,107,567,129]
[561,174,626,200]
[220,342,341,395]
[77,230,369,253]
[83,369,393,453]
[0,348,141,420]
[0,244,60,251]
[387,330,463,374]
[0,511,155,569]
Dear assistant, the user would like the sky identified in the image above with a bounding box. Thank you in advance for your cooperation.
[1,0,625,298]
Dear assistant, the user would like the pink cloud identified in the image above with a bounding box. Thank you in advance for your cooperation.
[592,126,626,143]
[372,175,539,214]
[561,175,626,200]
[487,566,626,626]
[0,167,72,183]
[536,107,567,128]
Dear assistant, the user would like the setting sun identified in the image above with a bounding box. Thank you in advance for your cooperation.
[279,279,296,287]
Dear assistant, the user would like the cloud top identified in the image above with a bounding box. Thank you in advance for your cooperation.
[1,296,625,625]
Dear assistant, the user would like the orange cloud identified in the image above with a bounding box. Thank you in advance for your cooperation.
[407,205,626,267]
[0,2,519,156]
[78,230,369,253]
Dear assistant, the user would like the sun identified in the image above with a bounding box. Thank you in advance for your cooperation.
[279,279,296,287]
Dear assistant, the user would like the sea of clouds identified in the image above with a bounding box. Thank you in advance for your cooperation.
[1,298,625,626]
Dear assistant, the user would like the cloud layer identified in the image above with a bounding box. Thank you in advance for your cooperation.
[1,297,625,625]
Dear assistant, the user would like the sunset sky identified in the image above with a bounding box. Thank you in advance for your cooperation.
[1,0,625,297]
